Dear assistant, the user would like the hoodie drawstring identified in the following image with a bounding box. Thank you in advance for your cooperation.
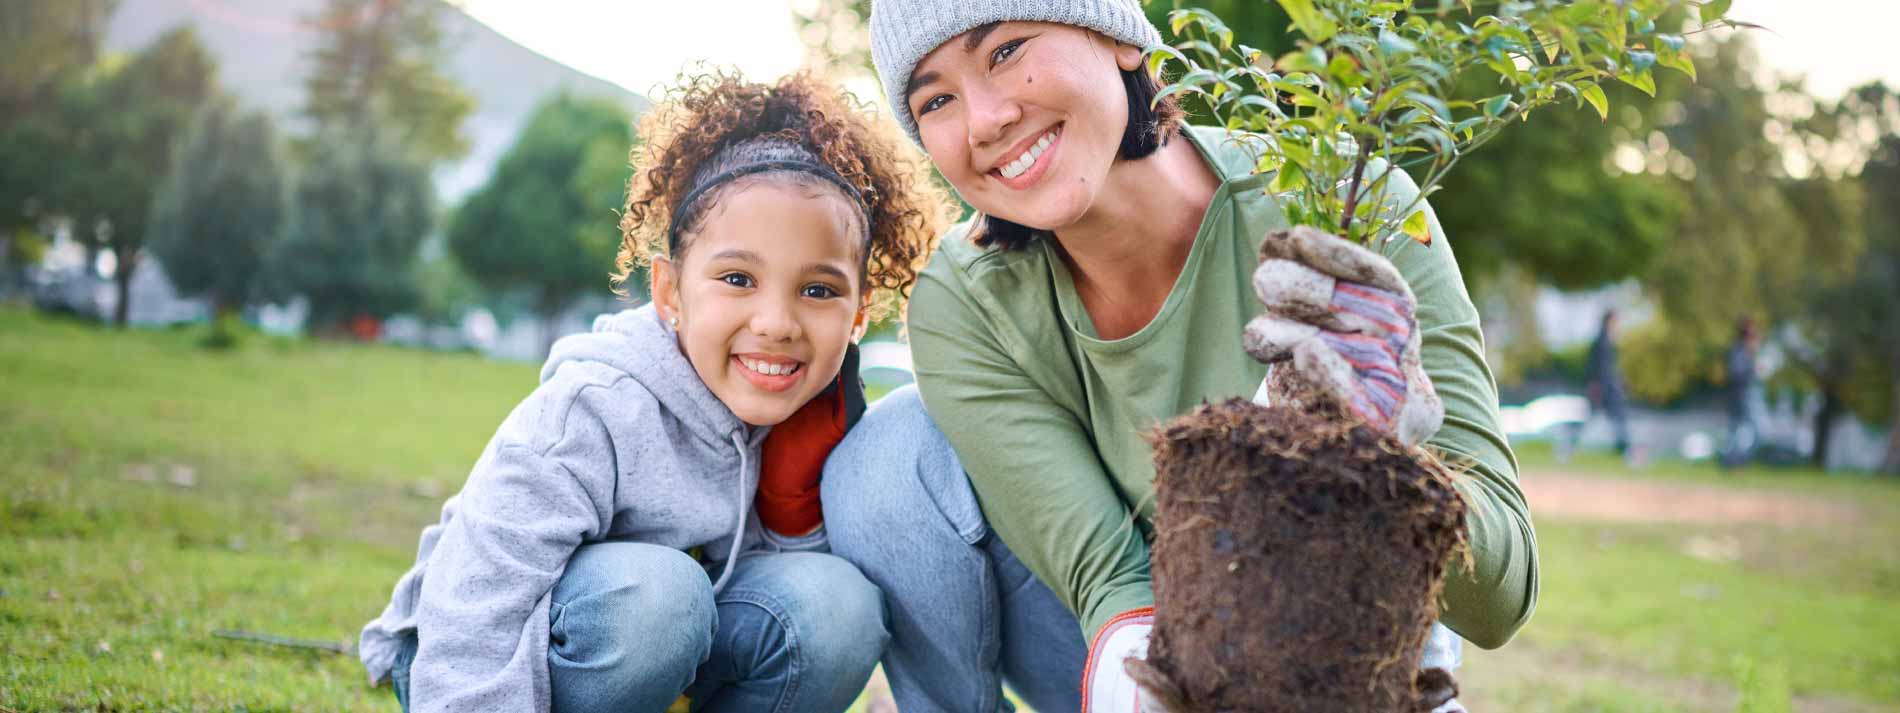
[709,432,751,594]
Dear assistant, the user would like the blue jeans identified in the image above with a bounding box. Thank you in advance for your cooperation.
[390,543,888,713]
[822,386,1464,713]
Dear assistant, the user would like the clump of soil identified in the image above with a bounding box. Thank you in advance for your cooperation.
[1129,398,1467,712]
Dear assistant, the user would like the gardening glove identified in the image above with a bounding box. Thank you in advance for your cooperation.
[758,344,865,536]
[1082,607,1191,713]
[1244,225,1443,446]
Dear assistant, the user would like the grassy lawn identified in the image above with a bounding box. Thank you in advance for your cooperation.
[4,306,1898,711]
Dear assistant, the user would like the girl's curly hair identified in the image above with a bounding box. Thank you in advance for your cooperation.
[614,69,952,323]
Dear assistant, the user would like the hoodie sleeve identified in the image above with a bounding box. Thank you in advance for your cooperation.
[407,379,624,713]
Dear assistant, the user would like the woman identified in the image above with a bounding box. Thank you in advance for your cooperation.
[820,2,1539,711]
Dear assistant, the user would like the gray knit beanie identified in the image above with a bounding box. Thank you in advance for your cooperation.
[870,0,1164,146]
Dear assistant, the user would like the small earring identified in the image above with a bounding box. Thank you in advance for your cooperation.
[668,315,678,328]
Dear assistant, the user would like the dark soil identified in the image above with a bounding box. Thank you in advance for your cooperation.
[1130,398,1467,712]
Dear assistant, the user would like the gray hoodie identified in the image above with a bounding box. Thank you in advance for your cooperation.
[358,305,811,712]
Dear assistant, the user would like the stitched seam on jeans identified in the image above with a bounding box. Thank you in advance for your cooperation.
[719,591,802,713]
[977,547,1003,713]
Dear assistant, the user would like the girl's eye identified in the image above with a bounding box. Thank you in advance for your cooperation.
[990,38,1026,67]
[801,284,841,299]
[719,273,754,289]
[919,94,951,115]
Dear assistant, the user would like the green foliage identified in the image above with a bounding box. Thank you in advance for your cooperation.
[37,27,219,325]
[448,93,636,321]
[1155,0,1731,246]
[280,0,474,331]
[299,0,474,163]
[147,97,288,318]
[271,133,434,327]
[0,0,116,233]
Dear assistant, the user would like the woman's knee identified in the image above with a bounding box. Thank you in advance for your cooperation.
[725,553,888,678]
[821,385,985,546]
[549,543,714,694]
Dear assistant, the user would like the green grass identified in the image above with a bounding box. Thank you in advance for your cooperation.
[3,305,1899,711]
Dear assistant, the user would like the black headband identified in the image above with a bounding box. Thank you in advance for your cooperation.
[667,159,871,253]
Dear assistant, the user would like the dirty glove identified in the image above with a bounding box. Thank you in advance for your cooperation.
[1244,226,1443,446]
[1081,607,1185,713]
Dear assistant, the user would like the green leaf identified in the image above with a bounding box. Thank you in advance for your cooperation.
[1270,162,1308,194]
[1577,81,1609,120]
[1401,210,1432,245]
[1145,45,1185,77]
[1280,0,1338,43]
[1656,46,1697,82]
[1700,0,1732,24]
[1275,48,1325,74]
[1151,81,1207,108]
[1617,68,1657,97]
[1484,94,1513,118]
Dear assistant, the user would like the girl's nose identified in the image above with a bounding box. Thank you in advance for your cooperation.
[749,294,802,341]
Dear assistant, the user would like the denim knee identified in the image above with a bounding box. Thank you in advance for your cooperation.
[549,542,714,711]
[714,552,888,709]
[822,385,986,546]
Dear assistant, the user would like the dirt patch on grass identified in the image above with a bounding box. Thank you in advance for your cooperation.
[1521,472,1863,528]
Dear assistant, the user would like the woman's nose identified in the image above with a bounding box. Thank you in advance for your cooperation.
[965,85,1021,150]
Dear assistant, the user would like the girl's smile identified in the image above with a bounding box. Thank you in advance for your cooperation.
[732,353,806,392]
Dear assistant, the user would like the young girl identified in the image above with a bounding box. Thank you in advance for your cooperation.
[358,71,948,713]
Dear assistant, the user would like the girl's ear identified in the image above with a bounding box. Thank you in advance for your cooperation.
[850,301,869,344]
[650,255,681,327]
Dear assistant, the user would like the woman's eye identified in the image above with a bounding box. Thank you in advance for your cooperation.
[919,94,951,115]
[990,38,1026,67]
[802,284,841,299]
[719,273,753,288]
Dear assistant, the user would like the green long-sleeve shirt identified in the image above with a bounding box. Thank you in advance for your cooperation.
[907,125,1539,648]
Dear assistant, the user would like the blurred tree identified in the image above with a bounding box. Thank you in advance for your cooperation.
[147,96,287,345]
[448,93,635,349]
[300,0,473,163]
[58,27,218,326]
[0,0,116,127]
[1614,37,1824,405]
[0,0,116,243]
[283,0,473,332]
[271,132,434,330]
[1784,82,1900,471]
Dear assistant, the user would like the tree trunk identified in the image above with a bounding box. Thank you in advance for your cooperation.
[1812,387,1840,469]
[1883,379,1900,476]
[112,248,136,328]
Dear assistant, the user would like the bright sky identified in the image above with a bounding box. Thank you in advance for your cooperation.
[455,0,1900,103]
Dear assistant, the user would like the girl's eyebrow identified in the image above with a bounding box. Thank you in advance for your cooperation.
[708,249,763,263]
[809,264,852,282]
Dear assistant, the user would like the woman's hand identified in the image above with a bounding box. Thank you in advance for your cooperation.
[1243,225,1444,446]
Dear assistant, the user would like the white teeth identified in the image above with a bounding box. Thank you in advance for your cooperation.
[741,358,798,377]
[998,130,1057,180]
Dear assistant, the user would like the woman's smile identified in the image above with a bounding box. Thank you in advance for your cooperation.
[988,123,1063,189]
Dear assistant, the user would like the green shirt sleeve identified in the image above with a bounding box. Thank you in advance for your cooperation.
[1376,165,1540,649]
[908,255,1157,637]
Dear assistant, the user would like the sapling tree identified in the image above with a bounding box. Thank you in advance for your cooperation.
[1150,0,1746,246]
[1129,2,1748,709]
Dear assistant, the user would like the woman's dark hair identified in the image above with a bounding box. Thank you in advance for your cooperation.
[971,66,1184,251]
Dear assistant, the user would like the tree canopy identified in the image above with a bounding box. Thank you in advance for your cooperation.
[448,93,636,328]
